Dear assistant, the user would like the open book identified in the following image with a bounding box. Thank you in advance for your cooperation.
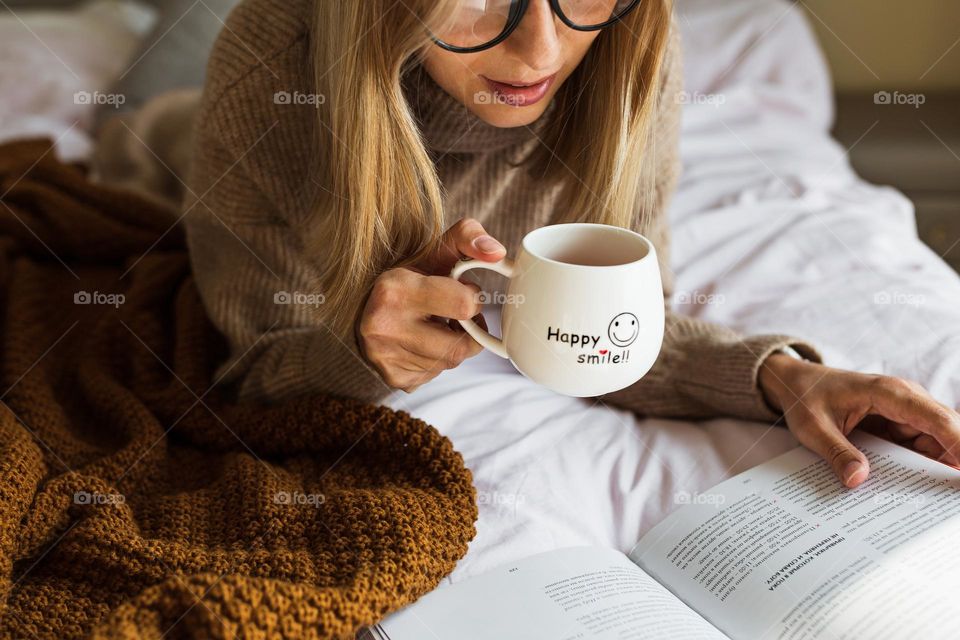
[365,432,960,639]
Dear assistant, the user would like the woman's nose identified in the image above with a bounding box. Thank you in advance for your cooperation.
[503,0,563,71]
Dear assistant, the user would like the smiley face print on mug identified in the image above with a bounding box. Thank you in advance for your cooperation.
[608,312,639,347]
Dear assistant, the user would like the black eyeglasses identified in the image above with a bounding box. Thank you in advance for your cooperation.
[432,0,643,53]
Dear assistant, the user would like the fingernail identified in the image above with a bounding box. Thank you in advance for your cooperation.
[473,235,504,254]
[843,461,865,487]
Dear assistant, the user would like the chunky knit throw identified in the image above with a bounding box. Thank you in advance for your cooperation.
[0,139,477,639]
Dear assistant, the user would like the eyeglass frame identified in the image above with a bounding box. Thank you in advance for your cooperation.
[432,0,644,54]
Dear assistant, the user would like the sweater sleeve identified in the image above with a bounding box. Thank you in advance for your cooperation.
[183,58,393,406]
[599,24,824,422]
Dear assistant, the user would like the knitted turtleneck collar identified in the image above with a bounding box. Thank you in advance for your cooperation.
[401,64,555,155]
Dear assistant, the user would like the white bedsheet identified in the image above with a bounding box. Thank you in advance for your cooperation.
[386,0,960,584]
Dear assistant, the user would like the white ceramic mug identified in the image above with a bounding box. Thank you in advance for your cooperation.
[449,223,665,397]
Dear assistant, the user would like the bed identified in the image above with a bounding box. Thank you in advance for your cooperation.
[4,0,960,590]
[388,0,960,584]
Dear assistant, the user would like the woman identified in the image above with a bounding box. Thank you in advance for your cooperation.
[185,0,960,488]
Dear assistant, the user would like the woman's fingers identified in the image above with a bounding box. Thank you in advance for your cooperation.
[793,416,871,488]
[357,263,496,392]
[414,275,482,320]
[913,434,948,461]
[886,421,922,443]
[775,365,960,488]
[401,320,483,371]
[414,218,506,275]
[868,377,960,465]
[374,323,480,392]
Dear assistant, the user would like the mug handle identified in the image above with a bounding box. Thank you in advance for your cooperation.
[449,258,516,359]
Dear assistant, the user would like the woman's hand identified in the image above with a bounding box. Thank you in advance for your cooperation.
[759,354,960,488]
[357,218,506,392]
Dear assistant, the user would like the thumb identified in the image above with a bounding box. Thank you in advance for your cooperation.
[795,420,870,488]
[415,218,506,275]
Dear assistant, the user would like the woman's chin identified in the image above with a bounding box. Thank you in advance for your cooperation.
[470,101,552,129]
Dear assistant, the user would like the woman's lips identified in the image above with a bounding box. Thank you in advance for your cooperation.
[481,74,557,107]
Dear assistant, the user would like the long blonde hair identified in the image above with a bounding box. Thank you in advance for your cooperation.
[311,0,674,336]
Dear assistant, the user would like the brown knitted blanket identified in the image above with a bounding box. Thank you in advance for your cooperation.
[0,139,477,639]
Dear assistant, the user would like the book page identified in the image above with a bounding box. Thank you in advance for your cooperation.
[630,432,960,640]
[372,546,728,640]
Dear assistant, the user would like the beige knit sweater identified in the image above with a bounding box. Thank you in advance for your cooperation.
[184,0,823,422]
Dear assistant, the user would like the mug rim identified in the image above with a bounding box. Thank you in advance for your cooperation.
[521,223,654,269]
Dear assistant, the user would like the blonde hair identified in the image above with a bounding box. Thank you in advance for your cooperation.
[311,0,674,336]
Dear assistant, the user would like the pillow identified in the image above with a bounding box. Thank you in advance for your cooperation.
[675,0,834,130]
[0,0,156,160]
[95,0,241,127]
